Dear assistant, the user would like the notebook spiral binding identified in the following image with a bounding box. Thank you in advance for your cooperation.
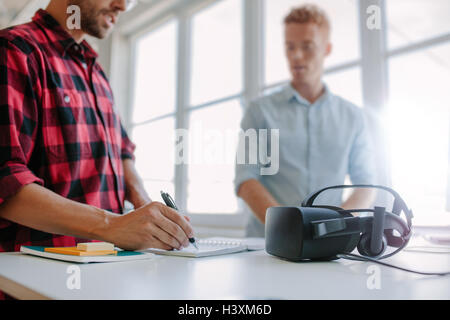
[197,239,242,246]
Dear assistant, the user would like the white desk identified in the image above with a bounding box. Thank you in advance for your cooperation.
[0,236,449,300]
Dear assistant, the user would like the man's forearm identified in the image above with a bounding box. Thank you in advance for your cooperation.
[123,159,151,208]
[0,183,116,241]
[237,179,280,224]
[341,188,376,211]
[0,182,194,251]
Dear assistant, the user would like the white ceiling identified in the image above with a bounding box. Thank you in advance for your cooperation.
[0,0,50,29]
[0,0,28,27]
[0,0,29,13]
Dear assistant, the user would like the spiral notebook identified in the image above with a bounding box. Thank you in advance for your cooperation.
[143,237,265,258]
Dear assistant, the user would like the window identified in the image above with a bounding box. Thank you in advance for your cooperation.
[130,20,177,202]
[121,0,450,228]
[187,99,242,213]
[187,0,243,214]
[131,21,176,123]
[387,0,450,49]
[385,0,450,216]
[129,0,243,215]
[190,0,243,106]
[387,42,450,215]
[133,117,176,201]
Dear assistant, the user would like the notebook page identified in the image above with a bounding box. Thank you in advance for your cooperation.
[143,238,247,257]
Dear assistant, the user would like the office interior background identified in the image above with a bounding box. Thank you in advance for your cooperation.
[1,0,449,237]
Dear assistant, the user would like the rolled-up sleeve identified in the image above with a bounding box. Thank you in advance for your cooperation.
[0,38,44,207]
[234,102,264,195]
[348,110,376,185]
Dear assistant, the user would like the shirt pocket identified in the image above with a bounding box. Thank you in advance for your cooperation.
[44,90,93,161]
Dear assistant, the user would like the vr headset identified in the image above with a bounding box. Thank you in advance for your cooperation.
[265,185,413,261]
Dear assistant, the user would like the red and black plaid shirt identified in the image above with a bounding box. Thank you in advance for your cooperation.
[0,10,136,253]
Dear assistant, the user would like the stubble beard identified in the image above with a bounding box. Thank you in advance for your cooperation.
[69,0,111,39]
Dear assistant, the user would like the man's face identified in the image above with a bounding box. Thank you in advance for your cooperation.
[68,0,127,39]
[284,22,331,85]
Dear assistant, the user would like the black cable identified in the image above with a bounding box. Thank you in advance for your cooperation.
[337,252,450,276]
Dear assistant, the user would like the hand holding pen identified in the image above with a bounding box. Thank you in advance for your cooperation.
[100,198,194,251]
[160,191,199,250]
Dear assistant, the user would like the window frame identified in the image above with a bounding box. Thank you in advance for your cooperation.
[127,15,178,199]
[119,0,250,229]
[180,0,246,216]
[109,0,450,232]
[380,0,450,214]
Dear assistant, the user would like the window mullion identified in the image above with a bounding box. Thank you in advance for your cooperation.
[243,0,264,107]
[447,114,450,212]
[358,0,389,111]
[358,0,393,199]
[109,32,135,130]
[174,13,192,212]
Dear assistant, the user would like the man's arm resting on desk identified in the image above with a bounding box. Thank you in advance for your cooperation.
[0,183,193,251]
[237,179,280,224]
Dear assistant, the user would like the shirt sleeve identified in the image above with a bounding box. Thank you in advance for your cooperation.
[119,121,136,161]
[348,110,377,185]
[0,37,44,207]
[234,102,264,195]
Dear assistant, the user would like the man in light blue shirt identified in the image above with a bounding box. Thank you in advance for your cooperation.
[235,4,376,237]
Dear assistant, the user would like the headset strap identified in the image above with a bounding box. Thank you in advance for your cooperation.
[301,184,413,229]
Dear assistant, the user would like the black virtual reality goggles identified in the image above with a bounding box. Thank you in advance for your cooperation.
[265,185,413,261]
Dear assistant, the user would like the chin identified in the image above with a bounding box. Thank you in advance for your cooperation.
[291,75,307,84]
[96,31,109,39]
[87,26,111,39]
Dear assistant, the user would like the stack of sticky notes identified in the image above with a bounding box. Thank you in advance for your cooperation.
[44,242,117,256]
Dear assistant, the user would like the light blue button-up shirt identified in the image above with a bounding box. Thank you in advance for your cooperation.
[234,83,376,237]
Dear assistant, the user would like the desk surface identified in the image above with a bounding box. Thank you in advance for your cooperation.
[1,237,449,300]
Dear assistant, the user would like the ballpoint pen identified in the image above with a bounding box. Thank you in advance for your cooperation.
[160,191,199,250]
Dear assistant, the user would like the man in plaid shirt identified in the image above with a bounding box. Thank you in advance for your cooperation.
[0,0,193,279]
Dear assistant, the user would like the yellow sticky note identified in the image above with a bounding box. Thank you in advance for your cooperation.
[45,247,117,256]
[76,242,115,252]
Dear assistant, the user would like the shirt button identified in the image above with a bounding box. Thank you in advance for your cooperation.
[82,63,88,69]
[64,95,71,103]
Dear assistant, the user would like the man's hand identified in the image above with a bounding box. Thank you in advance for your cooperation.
[238,179,280,224]
[103,201,194,251]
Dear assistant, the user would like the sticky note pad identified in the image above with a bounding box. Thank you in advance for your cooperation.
[77,242,115,252]
[44,247,117,256]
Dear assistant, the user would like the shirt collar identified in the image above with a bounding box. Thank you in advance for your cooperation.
[32,9,98,59]
[284,82,332,107]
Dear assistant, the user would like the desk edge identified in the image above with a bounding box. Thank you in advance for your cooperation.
[0,274,52,300]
